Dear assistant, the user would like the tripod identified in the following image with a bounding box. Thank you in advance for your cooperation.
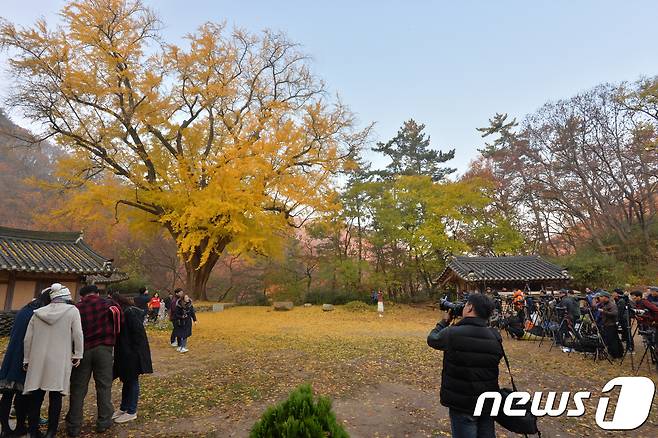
[620,316,637,368]
[536,298,559,349]
[556,311,580,353]
[580,305,612,364]
[634,327,657,374]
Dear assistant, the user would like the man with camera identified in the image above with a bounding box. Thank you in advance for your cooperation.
[630,290,658,326]
[630,290,658,347]
[427,293,503,438]
[595,291,623,359]
[556,289,580,345]
[612,289,633,352]
[646,286,658,305]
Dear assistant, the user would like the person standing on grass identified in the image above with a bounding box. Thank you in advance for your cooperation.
[111,294,153,424]
[612,289,633,352]
[596,291,623,359]
[23,284,83,438]
[427,293,503,438]
[169,288,185,347]
[0,291,51,438]
[133,287,150,320]
[377,290,384,316]
[630,290,658,347]
[147,292,161,323]
[172,295,197,353]
[163,292,173,317]
[65,285,122,437]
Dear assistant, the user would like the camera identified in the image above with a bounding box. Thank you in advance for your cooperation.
[439,296,466,317]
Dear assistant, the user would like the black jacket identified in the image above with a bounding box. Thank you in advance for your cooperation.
[560,296,581,322]
[427,317,503,414]
[113,306,153,381]
[615,296,630,324]
[134,293,150,312]
[172,302,197,339]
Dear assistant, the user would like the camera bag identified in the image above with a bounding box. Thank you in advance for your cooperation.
[491,329,541,437]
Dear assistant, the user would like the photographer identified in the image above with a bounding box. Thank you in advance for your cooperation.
[612,289,633,352]
[630,290,658,347]
[556,289,580,345]
[427,294,503,438]
[630,290,658,327]
[595,291,623,359]
[647,286,658,304]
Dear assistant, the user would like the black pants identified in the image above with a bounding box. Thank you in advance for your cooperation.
[602,325,623,358]
[619,320,634,351]
[0,389,28,434]
[28,390,62,434]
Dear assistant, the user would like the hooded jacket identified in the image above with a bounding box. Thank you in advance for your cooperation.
[22,302,84,395]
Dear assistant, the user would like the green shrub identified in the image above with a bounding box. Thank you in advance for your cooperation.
[250,384,349,438]
[343,301,372,312]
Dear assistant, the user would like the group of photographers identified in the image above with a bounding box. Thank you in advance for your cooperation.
[562,286,658,358]
[426,286,658,438]
[496,285,658,358]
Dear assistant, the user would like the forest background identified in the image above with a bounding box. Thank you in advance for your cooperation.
[0,1,657,303]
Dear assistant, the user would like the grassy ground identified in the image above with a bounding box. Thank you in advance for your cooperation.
[22,305,658,436]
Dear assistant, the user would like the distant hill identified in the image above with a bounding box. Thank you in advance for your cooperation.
[0,109,63,228]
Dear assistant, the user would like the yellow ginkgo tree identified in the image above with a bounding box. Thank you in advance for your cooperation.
[0,0,368,299]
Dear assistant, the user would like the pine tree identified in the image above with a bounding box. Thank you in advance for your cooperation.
[373,119,455,181]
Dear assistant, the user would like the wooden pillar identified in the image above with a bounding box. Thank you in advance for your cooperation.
[5,272,16,311]
[75,277,83,302]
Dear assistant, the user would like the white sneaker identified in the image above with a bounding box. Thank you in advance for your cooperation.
[176,347,182,352]
[171,341,178,347]
[112,409,125,420]
[179,347,189,353]
[114,412,137,423]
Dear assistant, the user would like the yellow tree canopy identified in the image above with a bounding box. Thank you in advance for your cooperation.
[1,0,369,297]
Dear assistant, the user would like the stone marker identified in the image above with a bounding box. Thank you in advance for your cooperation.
[273,301,294,311]
[212,303,237,312]
[304,303,312,307]
[322,304,334,312]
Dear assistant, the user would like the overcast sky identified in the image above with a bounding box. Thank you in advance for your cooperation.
[3,0,658,174]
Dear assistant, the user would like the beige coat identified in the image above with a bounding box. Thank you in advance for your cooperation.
[23,302,84,395]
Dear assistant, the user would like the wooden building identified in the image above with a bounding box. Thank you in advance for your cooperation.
[437,255,571,293]
[0,226,114,310]
[86,271,129,291]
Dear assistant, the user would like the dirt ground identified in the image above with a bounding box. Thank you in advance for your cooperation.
[18,305,658,437]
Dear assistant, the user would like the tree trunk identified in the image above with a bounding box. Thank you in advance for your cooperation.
[177,235,227,301]
[184,255,220,301]
[356,209,363,287]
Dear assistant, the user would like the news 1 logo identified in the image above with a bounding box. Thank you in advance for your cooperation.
[474,376,655,430]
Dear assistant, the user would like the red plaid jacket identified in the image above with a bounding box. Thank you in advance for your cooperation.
[637,298,658,326]
[76,294,123,350]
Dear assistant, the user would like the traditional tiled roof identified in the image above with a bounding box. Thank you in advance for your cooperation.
[86,271,129,285]
[437,255,570,284]
[0,226,114,275]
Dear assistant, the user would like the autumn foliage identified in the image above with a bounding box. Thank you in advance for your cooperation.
[0,0,369,299]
